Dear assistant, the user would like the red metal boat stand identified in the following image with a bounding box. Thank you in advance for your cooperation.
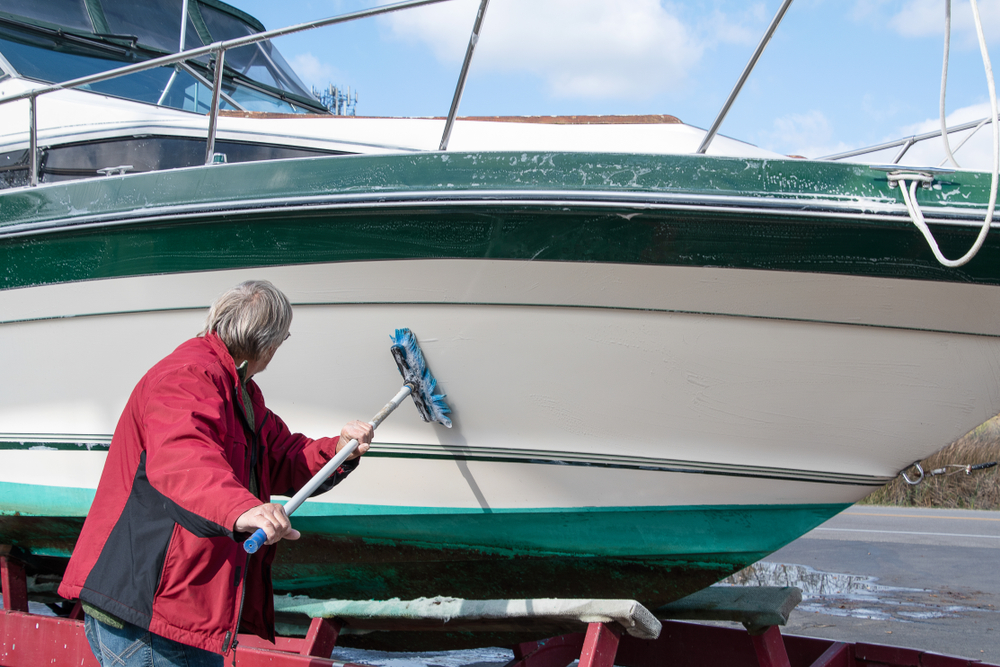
[2,547,996,667]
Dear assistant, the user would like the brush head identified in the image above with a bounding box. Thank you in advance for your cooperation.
[390,328,453,428]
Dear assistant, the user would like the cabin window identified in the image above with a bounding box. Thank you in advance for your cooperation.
[0,28,239,114]
[100,0,205,54]
[0,33,171,103]
[0,150,28,190]
[0,2,326,115]
[198,4,311,100]
[0,0,94,32]
[0,138,350,191]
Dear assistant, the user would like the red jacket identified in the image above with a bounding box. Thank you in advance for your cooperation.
[58,333,356,654]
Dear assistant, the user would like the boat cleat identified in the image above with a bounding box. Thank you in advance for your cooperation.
[870,164,954,189]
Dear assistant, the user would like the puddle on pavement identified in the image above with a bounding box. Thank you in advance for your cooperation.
[330,647,513,667]
[719,561,996,622]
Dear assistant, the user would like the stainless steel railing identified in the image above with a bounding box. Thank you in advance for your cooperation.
[819,114,1000,164]
[0,0,490,186]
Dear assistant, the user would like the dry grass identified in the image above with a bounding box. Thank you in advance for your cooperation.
[862,415,1000,509]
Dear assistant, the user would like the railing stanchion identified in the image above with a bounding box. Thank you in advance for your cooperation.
[205,48,225,165]
[696,0,794,155]
[28,94,37,187]
[438,0,491,151]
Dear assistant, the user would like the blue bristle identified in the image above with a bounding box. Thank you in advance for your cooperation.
[390,328,452,428]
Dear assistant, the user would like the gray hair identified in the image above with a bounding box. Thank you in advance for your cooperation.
[202,280,292,361]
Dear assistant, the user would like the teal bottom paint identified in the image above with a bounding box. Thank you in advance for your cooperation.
[0,482,95,518]
[289,502,849,558]
[0,484,847,607]
[0,480,848,613]
[0,480,846,558]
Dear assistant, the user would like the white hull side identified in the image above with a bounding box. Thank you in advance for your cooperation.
[2,260,999,512]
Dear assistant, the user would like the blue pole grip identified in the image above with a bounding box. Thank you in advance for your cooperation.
[244,528,267,554]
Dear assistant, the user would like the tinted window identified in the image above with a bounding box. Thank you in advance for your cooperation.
[0,137,348,190]
[0,150,28,190]
[0,0,93,32]
[0,31,234,113]
[100,0,204,53]
[199,4,311,99]
[0,34,174,104]
[35,136,346,184]
[224,82,298,113]
[0,3,318,114]
[163,68,238,113]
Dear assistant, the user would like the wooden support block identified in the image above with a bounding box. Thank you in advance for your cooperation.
[655,586,802,628]
[0,554,28,613]
[300,617,342,658]
[578,622,623,667]
[749,625,791,667]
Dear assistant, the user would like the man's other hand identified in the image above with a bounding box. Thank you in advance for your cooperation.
[235,503,300,545]
[339,420,374,459]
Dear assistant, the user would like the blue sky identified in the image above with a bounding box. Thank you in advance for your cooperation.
[230,0,999,159]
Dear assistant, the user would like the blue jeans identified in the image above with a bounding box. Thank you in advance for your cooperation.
[84,613,223,667]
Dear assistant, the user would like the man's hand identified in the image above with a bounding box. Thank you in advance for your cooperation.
[235,503,300,545]
[339,420,374,459]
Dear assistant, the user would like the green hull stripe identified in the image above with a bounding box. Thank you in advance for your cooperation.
[2,152,1000,290]
[3,152,995,227]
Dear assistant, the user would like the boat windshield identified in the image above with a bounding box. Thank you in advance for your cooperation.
[0,0,326,114]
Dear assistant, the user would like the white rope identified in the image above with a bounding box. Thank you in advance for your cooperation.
[898,176,991,266]
[941,0,962,168]
[901,0,998,268]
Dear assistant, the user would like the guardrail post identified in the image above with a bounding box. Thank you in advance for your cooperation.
[28,94,38,187]
[438,0,490,151]
[695,0,794,154]
[205,48,225,165]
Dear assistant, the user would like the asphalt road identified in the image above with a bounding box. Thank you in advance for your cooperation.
[756,505,1000,664]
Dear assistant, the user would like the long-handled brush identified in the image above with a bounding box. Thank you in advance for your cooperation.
[244,328,452,554]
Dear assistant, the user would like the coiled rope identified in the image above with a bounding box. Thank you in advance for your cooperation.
[895,0,999,268]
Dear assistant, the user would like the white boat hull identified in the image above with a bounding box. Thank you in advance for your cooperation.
[3,259,997,511]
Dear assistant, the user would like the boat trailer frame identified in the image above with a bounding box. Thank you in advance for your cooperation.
[0,548,993,667]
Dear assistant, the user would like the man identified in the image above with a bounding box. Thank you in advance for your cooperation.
[57,280,374,667]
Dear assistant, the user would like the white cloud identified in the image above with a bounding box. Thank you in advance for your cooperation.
[380,0,706,100]
[289,52,338,90]
[861,93,902,123]
[885,0,1000,45]
[892,101,998,170]
[759,109,853,158]
[700,4,767,48]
